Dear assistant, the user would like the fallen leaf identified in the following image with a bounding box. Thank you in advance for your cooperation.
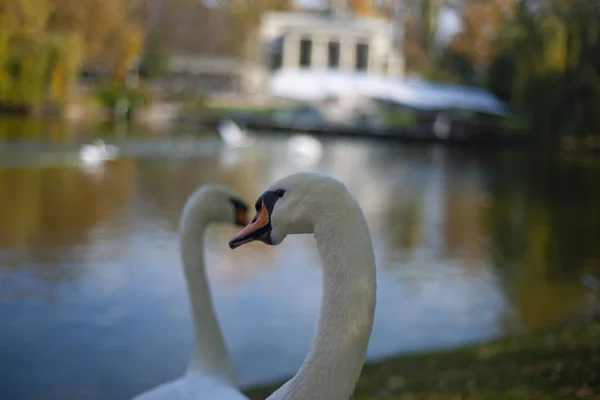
[386,376,404,390]
[576,386,594,397]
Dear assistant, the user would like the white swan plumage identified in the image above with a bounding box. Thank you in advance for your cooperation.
[229,172,377,400]
[217,119,253,148]
[135,172,377,400]
[133,185,250,400]
[79,139,118,165]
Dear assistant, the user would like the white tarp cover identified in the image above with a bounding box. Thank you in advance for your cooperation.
[268,69,509,116]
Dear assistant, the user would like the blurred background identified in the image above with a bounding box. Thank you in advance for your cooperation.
[0,0,599,399]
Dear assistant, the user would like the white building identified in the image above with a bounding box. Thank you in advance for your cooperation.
[167,55,265,94]
[260,12,404,78]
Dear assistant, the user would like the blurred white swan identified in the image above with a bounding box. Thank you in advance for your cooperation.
[133,186,250,400]
[79,139,119,165]
[217,119,253,148]
[288,134,323,165]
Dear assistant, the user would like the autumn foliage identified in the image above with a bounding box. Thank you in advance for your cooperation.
[0,0,143,108]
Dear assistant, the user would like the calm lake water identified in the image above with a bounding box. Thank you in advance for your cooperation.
[0,119,599,399]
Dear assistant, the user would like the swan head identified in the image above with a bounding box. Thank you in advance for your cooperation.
[229,172,349,249]
[183,185,250,229]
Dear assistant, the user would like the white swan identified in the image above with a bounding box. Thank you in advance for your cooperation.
[288,134,323,165]
[133,185,251,400]
[217,119,253,148]
[79,139,119,166]
[229,172,377,400]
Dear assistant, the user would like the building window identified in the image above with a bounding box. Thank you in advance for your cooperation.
[269,37,283,71]
[299,38,312,68]
[355,43,369,71]
[328,41,340,68]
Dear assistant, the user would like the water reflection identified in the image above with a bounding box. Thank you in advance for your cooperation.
[0,124,599,399]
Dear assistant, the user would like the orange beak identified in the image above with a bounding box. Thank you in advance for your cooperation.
[235,206,250,227]
[229,200,271,249]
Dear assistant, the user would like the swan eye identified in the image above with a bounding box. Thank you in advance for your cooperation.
[275,189,286,198]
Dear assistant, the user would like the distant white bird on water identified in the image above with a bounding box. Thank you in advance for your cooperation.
[217,119,253,148]
[288,134,323,160]
[79,139,119,166]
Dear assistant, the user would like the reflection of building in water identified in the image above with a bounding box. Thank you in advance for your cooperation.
[375,148,491,264]
[322,140,387,213]
[372,147,490,266]
[420,147,446,257]
[134,149,262,231]
[442,184,487,260]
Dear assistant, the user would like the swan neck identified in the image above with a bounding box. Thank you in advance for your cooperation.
[275,203,376,400]
[180,218,236,385]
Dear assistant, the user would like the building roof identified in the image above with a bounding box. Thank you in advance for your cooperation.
[262,11,391,35]
[268,69,509,115]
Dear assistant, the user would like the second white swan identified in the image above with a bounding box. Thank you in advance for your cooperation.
[133,185,250,400]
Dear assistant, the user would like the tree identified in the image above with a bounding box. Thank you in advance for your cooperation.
[486,52,516,103]
[401,0,443,73]
[441,48,475,84]
[138,29,170,79]
[0,0,54,106]
[449,0,515,73]
[490,0,600,140]
[350,0,374,16]
[224,0,294,60]
[0,0,144,109]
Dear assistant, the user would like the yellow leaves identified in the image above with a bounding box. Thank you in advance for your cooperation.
[46,0,87,32]
[111,22,144,82]
[450,0,506,68]
[79,0,144,82]
[0,0,143,105]
[225,0,294,57]
[50,63,66,100]
[0,26,8,95]
[0,0,51,39]
[351,0,373,16]
[43,0,143,72]
[45,33,83,104]
[540,15,568,73]
[81,0,129,63]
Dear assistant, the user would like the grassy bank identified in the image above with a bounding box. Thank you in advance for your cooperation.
[244,317,600,399]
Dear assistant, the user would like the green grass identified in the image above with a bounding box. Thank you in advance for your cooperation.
[380,109,417,128]
[183,103,284,120]
[206,104,276,114]
[244,317,600,399]
[503,116,533,135]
